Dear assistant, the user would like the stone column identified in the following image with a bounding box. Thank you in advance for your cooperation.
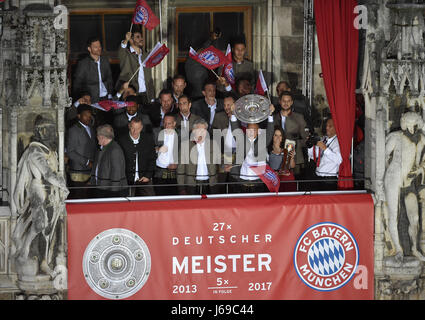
[0,1,69,300]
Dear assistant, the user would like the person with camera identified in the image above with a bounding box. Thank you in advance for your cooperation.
[306,117,342,191]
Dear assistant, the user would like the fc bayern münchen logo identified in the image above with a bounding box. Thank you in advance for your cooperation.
[264,169,279,186]
[224,64,235,83]
[135,6,149,25]
[293,222,359,292]
[152,52,165,64]
[199,51,220,66]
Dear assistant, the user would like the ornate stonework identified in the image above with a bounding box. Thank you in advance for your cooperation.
[0,1,69,299]
[362,0,425,299]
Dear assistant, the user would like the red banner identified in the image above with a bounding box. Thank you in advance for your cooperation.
[67,193,374,300]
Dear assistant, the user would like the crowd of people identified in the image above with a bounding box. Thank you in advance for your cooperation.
[65,30,343,199]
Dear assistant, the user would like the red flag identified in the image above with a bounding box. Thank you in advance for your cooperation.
[250,164,280,193]
[132,0,160,31]
[189,46,227,70]
[221,44,235,89]
[255,69,268,96]
[143,42,169,68]
[92,100,136,112]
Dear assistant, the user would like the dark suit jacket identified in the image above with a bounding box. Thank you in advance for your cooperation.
[176,112,201,133]
[117,132,156,183]
[117,45,155,103]
[90,140,127,191]
[73,55,113,103]
[230,118,274,166]
[66,122,97,175]
[140,102,178,129]
[272,111,307,165]
[177,139,220,190]
[113,109,153,138]
[191,98,224,132]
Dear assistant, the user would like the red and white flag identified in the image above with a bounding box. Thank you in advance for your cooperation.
[255,69,268,96]
[91,100,137,112]
[143,42,169,68]
[249,164,280,193]
[221,44,235,89]
[132,0,160,31]
[189,46,227,70]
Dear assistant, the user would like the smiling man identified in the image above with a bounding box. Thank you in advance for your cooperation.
[73,36,113,103]
[118,30,155,106]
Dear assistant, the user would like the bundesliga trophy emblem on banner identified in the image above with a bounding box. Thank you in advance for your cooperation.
[82,228,151,299]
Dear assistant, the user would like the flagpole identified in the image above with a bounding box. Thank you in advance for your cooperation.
[128,66,141,83]
[210,69,220,79]
[130,22,133,33]
[159,0,163,43]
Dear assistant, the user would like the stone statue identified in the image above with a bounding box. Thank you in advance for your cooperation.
[10,116,69,290]
[383,111,425,263]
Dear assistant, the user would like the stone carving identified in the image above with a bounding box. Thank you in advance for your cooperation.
[10,116,69,291]
[383,111,425,263]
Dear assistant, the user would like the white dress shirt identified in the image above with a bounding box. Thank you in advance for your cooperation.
[96,59,108,98]
[79,121,92,138]
[207,100,217,127]
[240,137,266,181]
[232,114,273,180]
[196,141,209,181]
[307,135,342,177]
[156,131,175,168]
[129,133,140,181]
[280,113,287,130]
[121,42,146,93]
[180,113,190,129]
[224,121,236,152]
[127,112,138,122]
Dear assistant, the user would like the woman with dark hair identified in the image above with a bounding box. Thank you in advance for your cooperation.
[267,126,297,191]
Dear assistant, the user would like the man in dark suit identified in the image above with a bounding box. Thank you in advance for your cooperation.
[273,81,314,130]
[90,125,127,198]
[141,89,178,144]
[191,80,224,134]
[177,118,220,195]
[117,118,156,197]
[230,104,275,193]
[113,95,152,138]
[211,93,241,193]
[272,91,308,176]
[118,31,155,105]
[72,36,113,103]
[66,104,97,199]
[176,94,201,133]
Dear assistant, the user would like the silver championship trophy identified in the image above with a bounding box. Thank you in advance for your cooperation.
[234,94,271,124]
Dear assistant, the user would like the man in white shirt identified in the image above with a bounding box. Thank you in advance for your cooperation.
[153,114,179,195]
[118,31,154,106]
[230,104,275,193]
[177,118,219,195]
[307,118,342,190]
